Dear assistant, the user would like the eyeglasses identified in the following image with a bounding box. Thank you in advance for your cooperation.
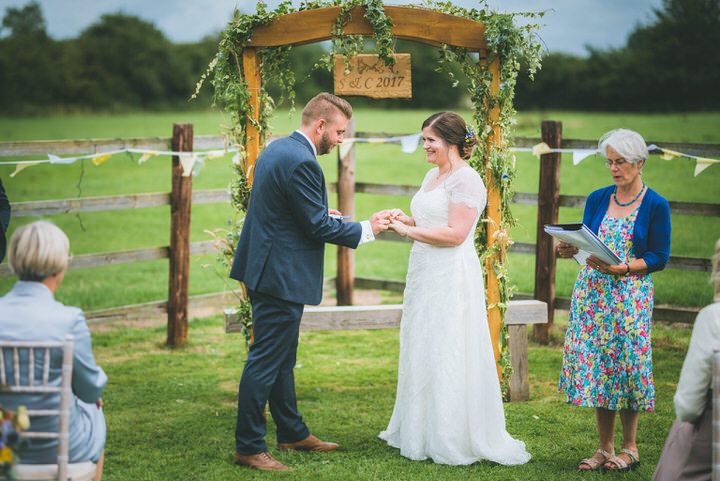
[604,159,628,168]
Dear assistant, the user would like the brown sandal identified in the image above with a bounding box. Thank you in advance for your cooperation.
[604,449,640,472]
[579,449,614,472]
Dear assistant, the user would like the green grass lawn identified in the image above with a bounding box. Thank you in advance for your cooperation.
[95,313,689,480]
[1,109,719,310]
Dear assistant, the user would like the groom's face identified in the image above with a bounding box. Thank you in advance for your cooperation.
[317,114,349,155]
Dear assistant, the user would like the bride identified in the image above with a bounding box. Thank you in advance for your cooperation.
[379,111,531,466]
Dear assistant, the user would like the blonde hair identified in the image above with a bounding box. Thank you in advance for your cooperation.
[8,221,70,281]
[301,92,352,127]
[713,237,720,301]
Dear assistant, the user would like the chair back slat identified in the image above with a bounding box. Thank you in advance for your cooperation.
[713,351,720,481]
[0,348,5,385]
[13,347,20,387]
[28,347,35,387]
[43,347,50,386]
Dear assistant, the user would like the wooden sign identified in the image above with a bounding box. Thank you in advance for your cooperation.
[333,54,411,99]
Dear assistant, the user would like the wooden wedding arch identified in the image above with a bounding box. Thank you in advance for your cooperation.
[241,5,506,377]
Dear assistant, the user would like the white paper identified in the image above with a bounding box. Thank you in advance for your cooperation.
[544,223,622,266]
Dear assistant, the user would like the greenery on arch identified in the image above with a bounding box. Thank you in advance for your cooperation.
[196,0,543,389]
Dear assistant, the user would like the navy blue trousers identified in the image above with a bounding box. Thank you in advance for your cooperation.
[235,289,310,455]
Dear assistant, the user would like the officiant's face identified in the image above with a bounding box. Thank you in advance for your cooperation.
[422,126,449,166]
[317,114,349,155]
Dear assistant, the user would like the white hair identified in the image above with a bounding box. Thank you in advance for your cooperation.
[598,129,648,167]
[8,220,70,281]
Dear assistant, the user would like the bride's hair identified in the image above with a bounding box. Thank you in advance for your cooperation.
[422,111,477,160]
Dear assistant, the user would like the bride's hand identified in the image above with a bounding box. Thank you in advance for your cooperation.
[390,208,410,224]
[388,220,410,237]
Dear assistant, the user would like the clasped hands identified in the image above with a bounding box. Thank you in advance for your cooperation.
[330,208,412,236]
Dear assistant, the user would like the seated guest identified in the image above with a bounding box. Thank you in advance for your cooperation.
[0,177,9,262]
[652,238,720,481]
[0,221,106,481]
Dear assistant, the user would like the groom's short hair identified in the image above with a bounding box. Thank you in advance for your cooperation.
[302,93,352,126]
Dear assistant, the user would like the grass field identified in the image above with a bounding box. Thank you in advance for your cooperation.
[95,311,690,480]
[1,109,718,309]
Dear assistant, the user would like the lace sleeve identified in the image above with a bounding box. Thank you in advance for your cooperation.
[446,167,487,210]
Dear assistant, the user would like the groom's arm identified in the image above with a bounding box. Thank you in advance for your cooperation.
[288,160,362,248]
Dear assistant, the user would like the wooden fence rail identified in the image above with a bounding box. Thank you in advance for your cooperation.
[1,127,718,334]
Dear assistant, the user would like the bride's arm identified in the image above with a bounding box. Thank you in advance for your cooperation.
[390,201,478,247]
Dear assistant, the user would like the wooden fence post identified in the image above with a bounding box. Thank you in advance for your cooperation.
[532,120,562,344]
[337,118,356,306]
[167,122,193,347]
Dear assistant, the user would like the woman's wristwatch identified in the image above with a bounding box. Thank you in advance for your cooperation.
[624,263,631,276]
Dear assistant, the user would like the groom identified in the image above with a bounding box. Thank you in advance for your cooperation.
[229,92,389,471]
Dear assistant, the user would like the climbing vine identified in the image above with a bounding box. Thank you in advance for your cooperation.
[195,1,543,389]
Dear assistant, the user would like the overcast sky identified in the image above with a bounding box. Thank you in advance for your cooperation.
[0,0,664,57]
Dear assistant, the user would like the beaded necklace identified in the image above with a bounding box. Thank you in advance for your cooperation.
[613,180,646,207]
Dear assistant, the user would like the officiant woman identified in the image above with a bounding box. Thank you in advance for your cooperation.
[556,128,671,472]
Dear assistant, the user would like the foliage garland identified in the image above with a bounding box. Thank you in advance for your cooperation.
[196,0,542,391]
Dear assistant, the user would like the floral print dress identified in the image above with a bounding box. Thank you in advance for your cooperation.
[558,208,655,411]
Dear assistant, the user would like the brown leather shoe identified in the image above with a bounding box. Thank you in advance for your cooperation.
[277,434,339,452]
[234,451,292,471]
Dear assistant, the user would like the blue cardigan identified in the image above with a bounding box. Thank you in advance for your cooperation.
[583,185,671,273]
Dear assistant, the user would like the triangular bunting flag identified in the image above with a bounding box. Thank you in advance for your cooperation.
[338,140,354,159]
[531,142,552,158]
[694,158,716,176]
[400,133,422,153]
[10,162,40,177]
[573,150,597,165]
[179,153,196,177]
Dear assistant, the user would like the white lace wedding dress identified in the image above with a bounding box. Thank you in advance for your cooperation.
[378,166,531,466]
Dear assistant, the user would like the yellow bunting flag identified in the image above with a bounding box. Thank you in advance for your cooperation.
[138,151,157,164]
[660,148,682,161]
[531,142,552,158]
[91,153,111,165]
[10,162,40,177]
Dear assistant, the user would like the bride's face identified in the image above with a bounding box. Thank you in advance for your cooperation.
[422,126,449,166]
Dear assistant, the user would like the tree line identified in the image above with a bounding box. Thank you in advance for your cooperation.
[1,0,718,115]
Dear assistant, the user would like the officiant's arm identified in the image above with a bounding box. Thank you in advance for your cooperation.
[390,201,477,247]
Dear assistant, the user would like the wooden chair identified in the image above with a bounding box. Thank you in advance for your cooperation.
[0,335,96,481]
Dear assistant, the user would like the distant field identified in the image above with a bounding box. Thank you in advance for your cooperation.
[0,109,718,312]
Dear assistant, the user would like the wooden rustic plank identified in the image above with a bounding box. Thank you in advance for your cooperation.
[226,299,546,333]
[248,5,487,52]
[0,241,217,278]
[0,135,226,158]
[508,324,530,401]
[9,189,230,218]
[85,291,242,324]
[334,54,412,99]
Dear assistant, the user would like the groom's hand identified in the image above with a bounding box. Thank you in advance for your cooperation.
[389,208,411,224]
[369,210,391,235]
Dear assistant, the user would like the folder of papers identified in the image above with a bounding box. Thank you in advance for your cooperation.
[544,223,622,266]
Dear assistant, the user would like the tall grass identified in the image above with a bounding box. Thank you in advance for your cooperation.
[0,110,718,309]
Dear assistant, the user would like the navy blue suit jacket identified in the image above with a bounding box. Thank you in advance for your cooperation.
[229,132,362,305]
[0,178,10,263]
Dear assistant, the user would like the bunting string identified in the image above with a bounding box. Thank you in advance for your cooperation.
[0,135,716,178]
